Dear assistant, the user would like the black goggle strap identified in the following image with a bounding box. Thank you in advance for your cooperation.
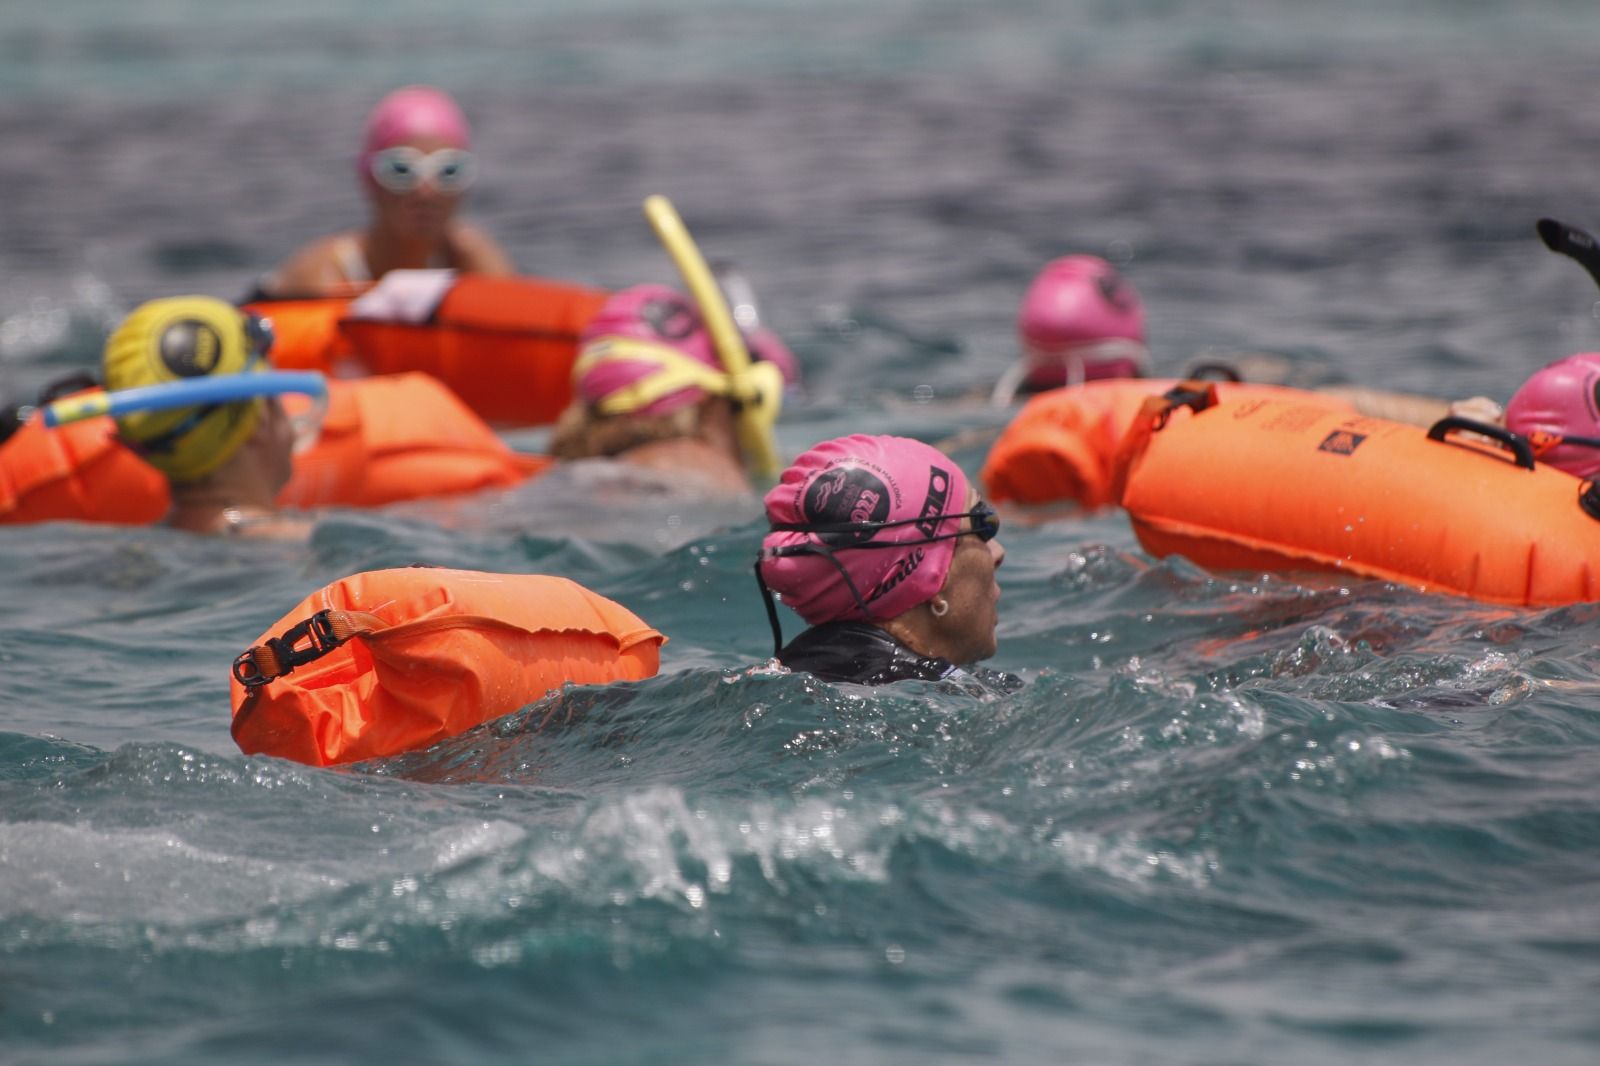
[754,540,879,657]
[768,504,999,543]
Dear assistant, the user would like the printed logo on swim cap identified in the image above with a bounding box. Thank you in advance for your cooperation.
[804,466,891,545]
[866,545,926,605]
[643,297,699,342]
[914,466,953,538]
[1097,271,1136,312]
[158,319,224,378]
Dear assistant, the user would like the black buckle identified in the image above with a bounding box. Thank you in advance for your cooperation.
[231,609,348,688]
[1153,383,1218,430]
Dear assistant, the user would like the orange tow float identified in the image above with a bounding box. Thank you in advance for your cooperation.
[230,567,666,766]
[982,378,1355,509]
[1110,384,1600,607]
[278,373,549,509]
[0,402,169,526]
[245,273,610,426]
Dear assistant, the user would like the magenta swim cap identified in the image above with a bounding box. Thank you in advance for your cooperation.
[1017,255,1147,388]
[576,284,801,415]
[759,434,971,625]
[359,86,471,177]
[576,285,721,416]
[1506,352,1600,479]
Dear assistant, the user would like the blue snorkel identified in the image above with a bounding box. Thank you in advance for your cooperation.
[42,371,328,427]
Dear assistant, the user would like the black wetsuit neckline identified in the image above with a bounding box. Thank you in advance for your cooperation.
[776,621,1020,693]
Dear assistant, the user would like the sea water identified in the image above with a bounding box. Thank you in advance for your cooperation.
[2,2,1599,1063]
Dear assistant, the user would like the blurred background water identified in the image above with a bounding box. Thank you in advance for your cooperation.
[3,2,1600,1063]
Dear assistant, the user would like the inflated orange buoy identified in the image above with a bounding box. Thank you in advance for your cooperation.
[982,378,1355,509]
[0,399,168,525]
[230,568,666,766]
[340,274,611,425]
[0,375,549,526]
[278,373,550,509]
[1113,389,1600,606]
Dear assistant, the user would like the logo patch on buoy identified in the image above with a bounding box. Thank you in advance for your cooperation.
[1317,429,1367,456]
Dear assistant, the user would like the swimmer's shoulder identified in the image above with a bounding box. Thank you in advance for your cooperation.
[265,231,365,298]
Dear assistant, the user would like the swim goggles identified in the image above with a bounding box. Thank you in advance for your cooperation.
[754,501,1001,655]
[368,147,477,195]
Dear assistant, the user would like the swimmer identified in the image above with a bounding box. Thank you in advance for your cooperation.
[754,434,1015,689]
[1497,352,1600,477]
[990,253,1504,432]
[264,85,513,298]
[103,296,308,537]
[991,254,1150,406]
[547,283,797,494]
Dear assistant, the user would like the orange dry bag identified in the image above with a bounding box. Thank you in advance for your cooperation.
[0,402,169,526]
[340,274,610,425]
[278,373,551,509]
[982,378,1354,509]
[230,568,666,767]
[1113,387,1600,607]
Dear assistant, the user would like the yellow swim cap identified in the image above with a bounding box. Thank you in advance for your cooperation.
[102,295,271,483]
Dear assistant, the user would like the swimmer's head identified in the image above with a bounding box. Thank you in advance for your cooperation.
[574,284,799,416]
[575,285,726,417]
[1016,255,1148,389]
[1506,352,1600,479]
[102,296,274,482]
[758,434,980,626]
[358,85,472,188]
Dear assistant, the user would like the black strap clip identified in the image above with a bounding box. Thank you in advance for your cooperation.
[1152,382,1219,430]
[231,609,349,688]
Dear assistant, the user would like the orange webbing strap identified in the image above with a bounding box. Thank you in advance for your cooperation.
[1109,381,1220,505]
[232,609,389,688]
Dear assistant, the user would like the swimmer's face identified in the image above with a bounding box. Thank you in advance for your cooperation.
[367,133,465,239]
[927,486,1005,664]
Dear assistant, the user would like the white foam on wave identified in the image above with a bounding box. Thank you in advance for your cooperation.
[0,820,347,927]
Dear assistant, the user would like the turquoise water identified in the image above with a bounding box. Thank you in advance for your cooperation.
[4,2,1600,1063]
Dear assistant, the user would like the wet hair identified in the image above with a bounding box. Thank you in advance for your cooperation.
[548,398,717,460]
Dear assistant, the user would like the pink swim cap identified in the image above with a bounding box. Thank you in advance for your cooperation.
[576,285,801,415]
[1506,352,1600,479]
[358,86,472,178]
[1017,255,1147,388]
[576,285,722,416]
[759,435,971,625]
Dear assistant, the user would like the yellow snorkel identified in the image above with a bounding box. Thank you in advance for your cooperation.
[642,195,782,479]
